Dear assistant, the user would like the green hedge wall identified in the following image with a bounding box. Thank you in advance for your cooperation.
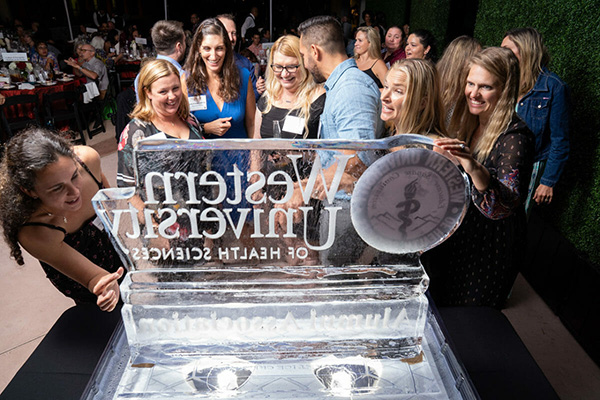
[409,0,450,59]
[475,0,600,265]
[368,0,409,29]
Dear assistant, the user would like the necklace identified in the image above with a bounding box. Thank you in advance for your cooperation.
[46,211,68,224]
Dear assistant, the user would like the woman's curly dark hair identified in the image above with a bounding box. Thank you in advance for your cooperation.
[184,18,241,103]
[0,128,73,265]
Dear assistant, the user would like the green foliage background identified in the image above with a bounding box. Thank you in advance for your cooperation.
[474,0,600,265]
[370,0,600,264]
[409,0,450,60]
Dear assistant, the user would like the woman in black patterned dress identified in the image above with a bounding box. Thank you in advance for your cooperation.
[0,129,124,311]
[426,47,535,308]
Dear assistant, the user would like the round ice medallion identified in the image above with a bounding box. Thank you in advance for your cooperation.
[351,147,469,254]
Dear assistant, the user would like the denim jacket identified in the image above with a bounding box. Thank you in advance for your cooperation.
[516,68,570,187]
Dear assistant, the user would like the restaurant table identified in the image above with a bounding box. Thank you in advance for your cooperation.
[0,303,558,400]
[0,77,85,119]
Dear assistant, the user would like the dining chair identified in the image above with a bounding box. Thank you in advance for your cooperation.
[77,85,106,139]
[115,63,140,92]
[0,94,42,141]
[43,90,87,145]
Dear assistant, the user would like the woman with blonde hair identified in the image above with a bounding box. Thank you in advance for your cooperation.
[501,27,569,212]
[437,35,481,123]
[255,34,325,139]
[117,59,203,187]
[354,26,388,89]
[380,59,446,138]
[427,47,535,308]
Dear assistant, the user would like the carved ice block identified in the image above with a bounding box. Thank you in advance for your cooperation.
[93,135,469,395]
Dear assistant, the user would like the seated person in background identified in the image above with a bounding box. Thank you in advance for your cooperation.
[380,58,446,138]
[31,41,60,74]
[254,34,325,139]
[65,44,109,99]
[0,128,124,311]
[21,32,37,59]
[247,32,262,58]
[239,48,260,79]
[117,59,204,187]
[354,26,388,89]
[90,35,107,62]
[104,29,124,66]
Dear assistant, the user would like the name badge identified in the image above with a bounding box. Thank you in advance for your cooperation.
[282,115,305,135]
[189,95,207,111]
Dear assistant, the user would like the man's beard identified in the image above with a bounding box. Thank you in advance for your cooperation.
[309,66,326,84]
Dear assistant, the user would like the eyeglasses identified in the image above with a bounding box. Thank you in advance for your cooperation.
[270,64,299,73]
[82,49,95,52]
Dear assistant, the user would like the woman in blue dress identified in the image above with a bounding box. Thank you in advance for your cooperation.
[185,18,255,139]
[184,18,255,231]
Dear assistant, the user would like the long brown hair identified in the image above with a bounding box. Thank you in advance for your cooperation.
[184,18,240,102]
[448,47,520,162]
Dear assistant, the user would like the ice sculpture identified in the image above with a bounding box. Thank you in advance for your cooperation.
[92,134,469,398]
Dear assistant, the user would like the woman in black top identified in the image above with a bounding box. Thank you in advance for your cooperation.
[0,128,123,311]
[254,35,325,139]
[354,26,387,89]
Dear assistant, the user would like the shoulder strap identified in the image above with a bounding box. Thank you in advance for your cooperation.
[370,60,378,69]
[21,222,67,235]
[75,155,103,189]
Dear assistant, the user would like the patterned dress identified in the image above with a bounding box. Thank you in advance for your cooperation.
[424,116,535,309]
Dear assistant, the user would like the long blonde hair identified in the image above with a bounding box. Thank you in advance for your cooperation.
[130,59,189,122]
[262,35,321,137]
[354,26,382,60]
[448,47,520,162]
[437,35,481,120]
[386,59,447,137]
[504,27,549,98]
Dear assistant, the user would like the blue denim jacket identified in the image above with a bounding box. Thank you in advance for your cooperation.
[516,68,570,187]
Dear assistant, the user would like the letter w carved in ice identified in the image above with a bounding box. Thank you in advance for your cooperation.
[288,153,353,204]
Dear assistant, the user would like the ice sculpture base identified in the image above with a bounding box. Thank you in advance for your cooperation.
[81,308,477,400]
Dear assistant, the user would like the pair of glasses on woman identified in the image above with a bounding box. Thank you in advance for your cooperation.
[270,64,299,73]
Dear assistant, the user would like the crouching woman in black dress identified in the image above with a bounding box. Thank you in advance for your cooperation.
[0,128,124,311]
[427,47,535,309]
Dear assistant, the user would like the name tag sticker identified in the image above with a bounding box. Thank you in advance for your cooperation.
[282,115,305,135]
[189,95,207,111]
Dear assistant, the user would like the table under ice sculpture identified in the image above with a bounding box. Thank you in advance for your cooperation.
[90,135,472,398]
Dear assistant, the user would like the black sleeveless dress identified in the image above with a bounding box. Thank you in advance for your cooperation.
[22,159,124,304]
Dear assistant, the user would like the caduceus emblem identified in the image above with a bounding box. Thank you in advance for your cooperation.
[395,178,421,238]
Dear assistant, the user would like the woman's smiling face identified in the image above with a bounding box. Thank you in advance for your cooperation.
[201,34,226,74]
[146,74,182,118]
[31,156,83,213]
[272,51,301,92]
[464,64,500,123]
